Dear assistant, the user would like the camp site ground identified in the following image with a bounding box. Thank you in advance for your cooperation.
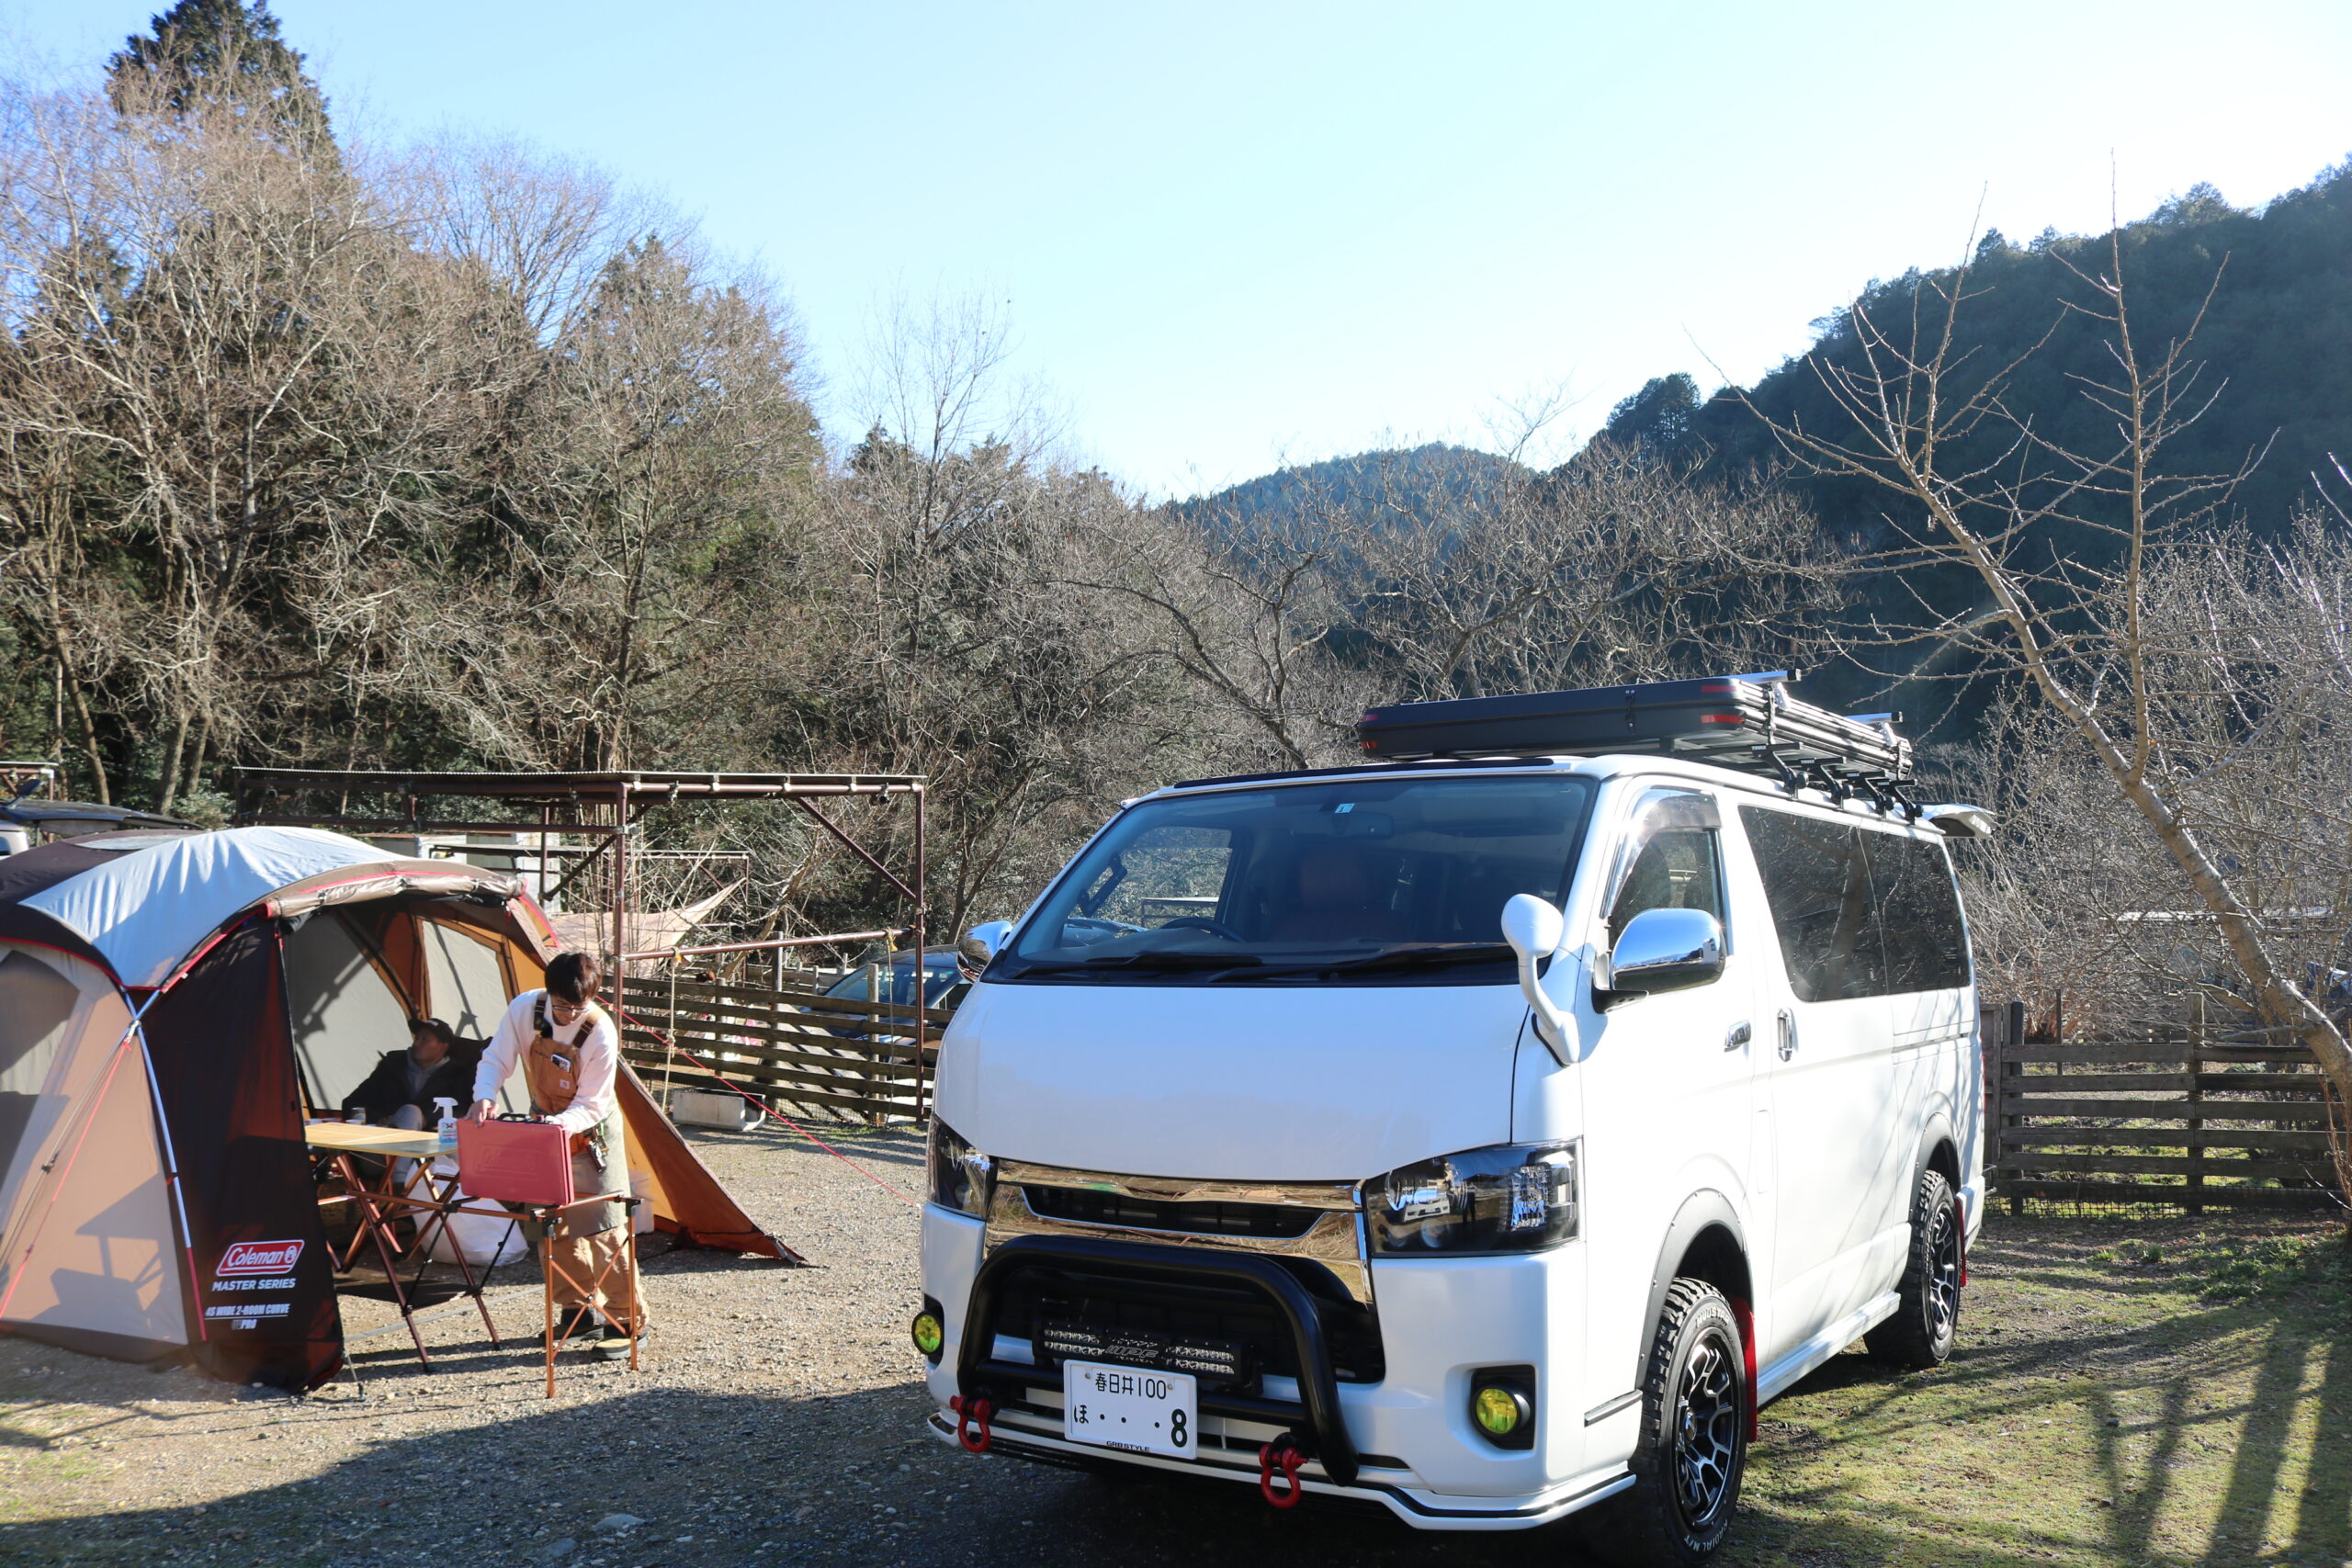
[0,1120,2346,1568]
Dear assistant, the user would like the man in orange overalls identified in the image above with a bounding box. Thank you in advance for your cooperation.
[469,952,641,1359]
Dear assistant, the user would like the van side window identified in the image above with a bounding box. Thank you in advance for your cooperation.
[1738,807,1880,1001]
[1608,792,1726,947]
[1863,830,1971,992]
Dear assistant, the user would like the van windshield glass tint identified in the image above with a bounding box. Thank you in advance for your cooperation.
[999,773,1597,987]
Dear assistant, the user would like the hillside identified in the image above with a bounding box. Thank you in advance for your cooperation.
[1170,443,1530,537]
[1190,164,2352,743]
[1620,164,2352,733]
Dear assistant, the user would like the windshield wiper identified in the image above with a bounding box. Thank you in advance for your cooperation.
[1225,943,1515,981]
[1010,951,1264,976]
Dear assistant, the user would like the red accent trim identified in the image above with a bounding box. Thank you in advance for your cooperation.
[0,936,115,977]
[951,1394,993,1454]
[1731,1296,1758,1443]
[1700,681,1732,694]
[1259,1441,1306,1507]
[181,1234,209,1343]
[1698,714,1745,724]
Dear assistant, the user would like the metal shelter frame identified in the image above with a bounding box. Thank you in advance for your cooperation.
[230,766,931,1090]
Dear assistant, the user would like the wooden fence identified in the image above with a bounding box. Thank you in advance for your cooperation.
[1988,1001,2346,1213]
[616,973,951,1124]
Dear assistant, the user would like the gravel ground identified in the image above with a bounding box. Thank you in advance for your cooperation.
[0,1122,2345,1568]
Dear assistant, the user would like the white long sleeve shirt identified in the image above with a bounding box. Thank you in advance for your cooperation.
[472,990,620,1135]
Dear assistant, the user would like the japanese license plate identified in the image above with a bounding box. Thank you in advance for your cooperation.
[1062,1359,1198,1460]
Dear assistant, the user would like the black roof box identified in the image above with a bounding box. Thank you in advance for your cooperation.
[1353,673,1912,784]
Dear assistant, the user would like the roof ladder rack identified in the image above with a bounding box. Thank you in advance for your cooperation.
[1354,672,1915,790]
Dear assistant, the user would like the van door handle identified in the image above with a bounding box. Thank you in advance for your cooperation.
[1724,1021,1751,1051]
[1776,1010,1796,1061]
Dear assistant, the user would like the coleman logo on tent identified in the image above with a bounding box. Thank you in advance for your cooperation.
[217,1240,304,1277]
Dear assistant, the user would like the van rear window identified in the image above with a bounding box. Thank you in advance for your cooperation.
[1739,807,1969,1000]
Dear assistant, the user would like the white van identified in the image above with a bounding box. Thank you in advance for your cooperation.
[913,677,1986,1564]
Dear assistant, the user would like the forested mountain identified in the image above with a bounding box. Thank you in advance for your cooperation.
[1603,164,2352,729]
[1172,444,1528,537]
[1207,164,2352,739]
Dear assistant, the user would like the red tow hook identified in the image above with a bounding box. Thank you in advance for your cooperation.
[1259,1438,1306,1508]
[949,1394,994,1455]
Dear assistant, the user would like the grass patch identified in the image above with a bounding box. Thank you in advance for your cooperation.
[1724,1213,2352,1566]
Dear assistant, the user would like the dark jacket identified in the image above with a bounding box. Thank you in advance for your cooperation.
[342,1043,483,1122]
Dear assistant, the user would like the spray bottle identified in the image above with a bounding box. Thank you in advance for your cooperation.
[434,1097,459,1145]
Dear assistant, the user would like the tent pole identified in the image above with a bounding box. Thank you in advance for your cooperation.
[914,783,930,1122]
[123,994,209,1346]
[610,781,628,1012]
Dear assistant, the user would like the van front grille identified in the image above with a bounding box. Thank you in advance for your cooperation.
[998,1265,1385,1386]
[984,1159,1374,1308]
[1022,1186,1320,1240]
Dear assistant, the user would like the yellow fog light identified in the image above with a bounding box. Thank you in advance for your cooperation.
[1474,1383,1528,1438]
[910,1311,944,1359]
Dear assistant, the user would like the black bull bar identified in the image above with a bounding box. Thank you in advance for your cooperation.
[956,1234,1363,1487]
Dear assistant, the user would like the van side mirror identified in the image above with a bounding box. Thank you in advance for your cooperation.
[965,919,1012,961]
[1602,908,1724,998]
[1499,895,1572,1064]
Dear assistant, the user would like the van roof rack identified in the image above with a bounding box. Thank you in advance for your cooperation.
[1353,672,1916,801]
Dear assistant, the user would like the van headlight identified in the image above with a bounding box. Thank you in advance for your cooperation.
[928,1119,995,1217]
[1366,1142,1578,1254]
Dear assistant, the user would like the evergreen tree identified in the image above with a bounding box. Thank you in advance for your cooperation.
[1600,373,1702,463]
[106,0,334,157]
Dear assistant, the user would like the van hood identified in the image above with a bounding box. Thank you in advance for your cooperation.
[932,979,1532,1182]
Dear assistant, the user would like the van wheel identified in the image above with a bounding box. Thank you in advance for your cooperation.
[1866,1167,1961,1369]
[1581,1277,1748,1566]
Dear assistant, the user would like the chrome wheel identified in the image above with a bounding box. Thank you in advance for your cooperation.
[1927,1198,1962,1345]
[1672,1329,1741,1530]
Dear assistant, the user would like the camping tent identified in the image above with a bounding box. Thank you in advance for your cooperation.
[0,825,795,1391]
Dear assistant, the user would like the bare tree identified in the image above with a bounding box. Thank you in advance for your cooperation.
[1745,221,2352,1114]
[0,74,464,809]
[1344,441,1840,701]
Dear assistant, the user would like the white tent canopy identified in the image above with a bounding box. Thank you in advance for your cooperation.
[19,828,401,988]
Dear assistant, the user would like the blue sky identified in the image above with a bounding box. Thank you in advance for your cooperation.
[6,2,2351,497]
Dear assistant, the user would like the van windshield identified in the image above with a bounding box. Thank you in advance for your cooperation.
[997,773,1596,987]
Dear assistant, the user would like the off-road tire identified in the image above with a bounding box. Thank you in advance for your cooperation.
[1865,1166,1962,1369]
[1577,1277,1748,1566]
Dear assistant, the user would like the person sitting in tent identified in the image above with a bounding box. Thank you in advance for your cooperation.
[343,1018,479,1134]
[469,952,640,1360]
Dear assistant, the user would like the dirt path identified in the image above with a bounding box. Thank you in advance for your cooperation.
[0,1122,2345,1567]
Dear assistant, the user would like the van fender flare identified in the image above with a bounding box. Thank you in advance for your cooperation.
[1909,1109,1960,1212]
[1634,1188,1751,1389]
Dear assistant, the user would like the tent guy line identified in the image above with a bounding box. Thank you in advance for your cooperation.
[616,1002,922,1208]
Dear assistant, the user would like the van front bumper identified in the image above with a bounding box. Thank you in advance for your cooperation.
[922,1406,1634,1529]
[922,1209,1622,1529]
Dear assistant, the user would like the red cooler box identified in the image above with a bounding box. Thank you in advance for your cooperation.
[456,1118,573,1206]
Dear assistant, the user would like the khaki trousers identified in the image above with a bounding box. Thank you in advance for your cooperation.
[541,1111,643,1327]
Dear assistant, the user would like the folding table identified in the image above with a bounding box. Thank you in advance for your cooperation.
[304,1121,517,1368]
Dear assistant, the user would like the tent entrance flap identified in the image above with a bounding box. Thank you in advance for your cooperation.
[285,913,415,1117]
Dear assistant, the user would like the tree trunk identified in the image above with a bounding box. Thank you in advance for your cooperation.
[155,709,189,816]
